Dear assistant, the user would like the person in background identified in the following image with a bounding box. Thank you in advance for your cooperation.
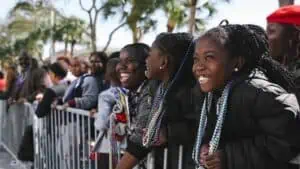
[8,51,31,104]
[92,57,121,168]
[35,62,68,118]
[192,22,300,169]
[19,57,48,103]
[0,71,6,92]
[81,60,90,75]
[57,56,77,84]
[62,58,98,110]
[266,5,300,76]
[0,65,17,99]
[89,52,108,92]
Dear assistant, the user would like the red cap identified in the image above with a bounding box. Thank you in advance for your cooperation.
[267,5,300,25]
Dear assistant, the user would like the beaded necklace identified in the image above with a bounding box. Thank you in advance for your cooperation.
[143,40,195,148]
[192,81,233,169]
[142,82,167,147]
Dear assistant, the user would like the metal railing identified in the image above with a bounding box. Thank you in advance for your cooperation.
[0,100,33,169]
[0,100,187,169]
[33,105,100,169]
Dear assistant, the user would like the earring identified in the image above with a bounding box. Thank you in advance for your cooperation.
[234,67,239,72]
[159,66,163,70]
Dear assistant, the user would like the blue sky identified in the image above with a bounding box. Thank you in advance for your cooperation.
[0,0,299,57]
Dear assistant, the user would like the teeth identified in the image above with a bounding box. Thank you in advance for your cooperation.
[120,73,130,83]
[120,73,129,78]
[198,76,209,84]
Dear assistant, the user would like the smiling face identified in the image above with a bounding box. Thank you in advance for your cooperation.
[89,55,104,74]
[18,55,30,71]
[70,59,82,77]
[193,36,237,92]
[116,50,146,90]
[266,23,290,63]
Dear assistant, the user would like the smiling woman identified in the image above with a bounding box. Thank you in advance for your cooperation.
[192,22,300,169]
[266,5,300,73]
[117,43,149,90]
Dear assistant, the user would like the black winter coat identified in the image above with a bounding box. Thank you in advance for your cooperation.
[202,71,300,169]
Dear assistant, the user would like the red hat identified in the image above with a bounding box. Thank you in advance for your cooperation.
[267,5,300,25]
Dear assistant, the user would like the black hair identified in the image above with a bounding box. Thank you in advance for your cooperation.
[19,50,31,60]
[0,71,4,79]
[154,33,196,130]
[281,24,300,67]
[199,21,297,93]
[109,51,120,59]
[105,58,120,85]
[30,58,39,70]
[153,32,196,88]
[48,62,67,79]
[121,43,150,70]
[90,51,108,72]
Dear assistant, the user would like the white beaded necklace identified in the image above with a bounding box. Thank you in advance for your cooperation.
[193,81,233,169]
[143,40,195,148]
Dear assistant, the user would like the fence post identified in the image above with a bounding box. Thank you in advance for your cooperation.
[147,150,155,169]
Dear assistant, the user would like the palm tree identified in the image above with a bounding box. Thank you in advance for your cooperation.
[56,16,88,56]
[104,0,159,43]
[8,1,64,58]
[187,0,228,34]
[162,0,228,34]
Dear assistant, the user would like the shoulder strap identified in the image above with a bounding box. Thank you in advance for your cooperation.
[75,74,92,89]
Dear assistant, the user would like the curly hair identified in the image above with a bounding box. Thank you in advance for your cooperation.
[199,21,297,93]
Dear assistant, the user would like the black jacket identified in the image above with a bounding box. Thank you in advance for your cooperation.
[126,82,202,169]
[35,83,67,118]
[203,71,300,169]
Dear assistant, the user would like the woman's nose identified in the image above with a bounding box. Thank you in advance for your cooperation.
[193,62,206,73]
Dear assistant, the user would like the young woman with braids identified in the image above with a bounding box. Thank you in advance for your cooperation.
[192,21,300,169]
[116,33,199,169]
[267,5,300,76]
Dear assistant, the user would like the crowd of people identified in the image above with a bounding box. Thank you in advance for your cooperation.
[1,4,300,169]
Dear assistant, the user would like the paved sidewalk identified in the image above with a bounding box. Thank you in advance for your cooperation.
[0,148,15,169]
[0,148,32,169]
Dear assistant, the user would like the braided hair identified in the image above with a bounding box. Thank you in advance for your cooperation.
[143,33,197,147]
[153,32,196,90]
[201,21,297,93]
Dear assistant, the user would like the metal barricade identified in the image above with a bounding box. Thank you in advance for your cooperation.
[33,105,102,169]
[0,99,186,169]
[0,100,34,169]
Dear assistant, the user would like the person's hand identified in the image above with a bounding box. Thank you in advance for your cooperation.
[204,150,223,169]
[62,103,69,110]
[89,108,97,117]
[200,144,209,165]
[35,93,44,102]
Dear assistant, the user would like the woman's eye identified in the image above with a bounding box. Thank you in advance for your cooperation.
[205,55,214,61]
